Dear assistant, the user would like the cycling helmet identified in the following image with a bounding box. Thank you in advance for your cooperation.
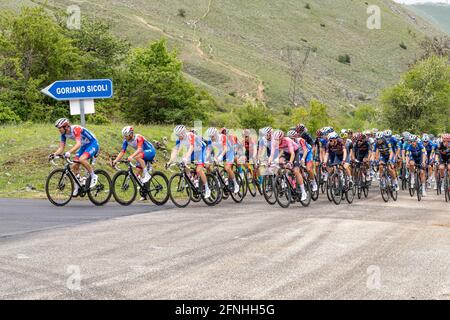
[328,132,338,140]
[173,125,186,135]
[273,130,284,140]
[316,129,322,137]
[220,127,228,135]
[442,133,450,141]
[296,123,306,133]
[422,134,430,142]
[410,134,418,142]
[287,130,297,138]
[242,129,250,137]
[358,133,367,141]
[384,129,392,138]
[260,126,273,138]
[121,126,134,137]
[375,132,384,139]
[55,118,69,128]
[347,129,353,135]
[206,127,218,137]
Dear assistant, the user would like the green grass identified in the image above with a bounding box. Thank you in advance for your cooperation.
[0,123,174,198]
[1,0,446,109]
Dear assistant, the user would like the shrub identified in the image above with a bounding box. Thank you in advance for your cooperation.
[338,54,351,64]
[238,102,274,130]
[0,103,21,124]
[400,42,407,50]
[177,8,186,18]
[305,3,311,9]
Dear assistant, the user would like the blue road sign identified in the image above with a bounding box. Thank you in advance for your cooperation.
[41,79,113,101]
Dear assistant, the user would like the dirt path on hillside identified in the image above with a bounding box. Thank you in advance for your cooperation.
[134,1,266,103]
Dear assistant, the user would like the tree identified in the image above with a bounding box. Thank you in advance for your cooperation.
[382,55,450,134]
[119,39,211,124]
[238,102,274,129]
[59,16,130,78]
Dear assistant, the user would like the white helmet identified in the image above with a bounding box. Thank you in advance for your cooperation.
[122,126,134,137]
[173,125,186,135]
[206,127,218,137]
[287,130,297,138]
[260,127,273,137]
[340,128,347,135]
[375,132,384,139]
[384,129,392,137]
[273,130,284,140]
[55,118,69,128]
[422,134,430,142]
[328,132,338,140]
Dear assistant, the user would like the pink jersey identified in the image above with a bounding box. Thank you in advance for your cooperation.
[273,137,299,154]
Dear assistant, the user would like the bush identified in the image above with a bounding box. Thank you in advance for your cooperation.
[338,54,351,64]
[238,102,274,130]
[305,3,311,9]
[0,103,21,124]
[177,9,186,18]
[400,42,407,50]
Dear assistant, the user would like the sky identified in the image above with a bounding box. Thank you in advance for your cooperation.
[392,0,449,4]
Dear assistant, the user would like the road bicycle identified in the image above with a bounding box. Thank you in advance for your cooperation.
[378,162,398,202]
[327,163,353,205]
[111,159,169,206]
[167,162,221,208]
[273,163,311,208]
[209,162,246,204]
[352,160,370,199]
[46,154,112,206]
[408,163,424,202]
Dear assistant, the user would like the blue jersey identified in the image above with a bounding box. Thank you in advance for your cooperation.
[406,142,426,159]
[388,136,399,152]
[423,141,436,157]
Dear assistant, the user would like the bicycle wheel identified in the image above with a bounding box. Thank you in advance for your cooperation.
[45,168,74,206]
[230,174,246,203]
[112,170,137,206]
[379,175,389,202]
[88,169,112,206]
[202,173,221,206]
[275,175,292,208]
[416,172,422,202]
[146,171,169,205]
[445,174,449,202]
[330,173,342,205]
[168,173,191,208]
[345,179,355,204]
[326,178,333,202]
[408,175,415,197]
[247,170,257,197]
[390,183,398,201]
[237,169,248,198]
[310,176,319,201]
[300,179,312,207]
[262,175,277,205]
[436,173,442,195]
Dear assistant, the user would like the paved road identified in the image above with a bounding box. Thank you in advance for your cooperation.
[0,191,449,299]
[0,198,172,239]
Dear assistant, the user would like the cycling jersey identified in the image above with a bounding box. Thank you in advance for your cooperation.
[176,132,206,165]
[61,125,97,146]
[353,139,370,162]
[61,125,98,160]
[373,139,392,157]
[437,142,450,164]
[327,138,345,155]
[122,134,156,165]
[406,142,426,165]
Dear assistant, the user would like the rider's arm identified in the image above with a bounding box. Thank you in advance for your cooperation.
[128,136,144,160]
[169,142,180,163]
[54,141,65,155]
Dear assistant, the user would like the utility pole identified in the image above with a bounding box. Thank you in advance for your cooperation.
[281,45,311,107]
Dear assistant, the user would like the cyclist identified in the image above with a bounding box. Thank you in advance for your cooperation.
[323,131,348,183]
[288,129,317,192]
[205,127,240,194]
[422,134,436,188]
[436,134,450,193]
[341,129,354,185]
[406,135,427,196]
[168,125,211,198]
[269,130,307,201]
[112,126,155,184]
[50,118,98,196]
[353,133,371,180]
[373,132,398,191]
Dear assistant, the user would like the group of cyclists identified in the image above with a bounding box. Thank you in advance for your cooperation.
[47,117,450,207]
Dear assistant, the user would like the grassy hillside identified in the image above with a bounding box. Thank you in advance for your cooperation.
[0,123,174,198]
[0,0,445,110]
[407,3,450,34]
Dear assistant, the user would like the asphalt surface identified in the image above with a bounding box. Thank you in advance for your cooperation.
[0,189,449,299]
